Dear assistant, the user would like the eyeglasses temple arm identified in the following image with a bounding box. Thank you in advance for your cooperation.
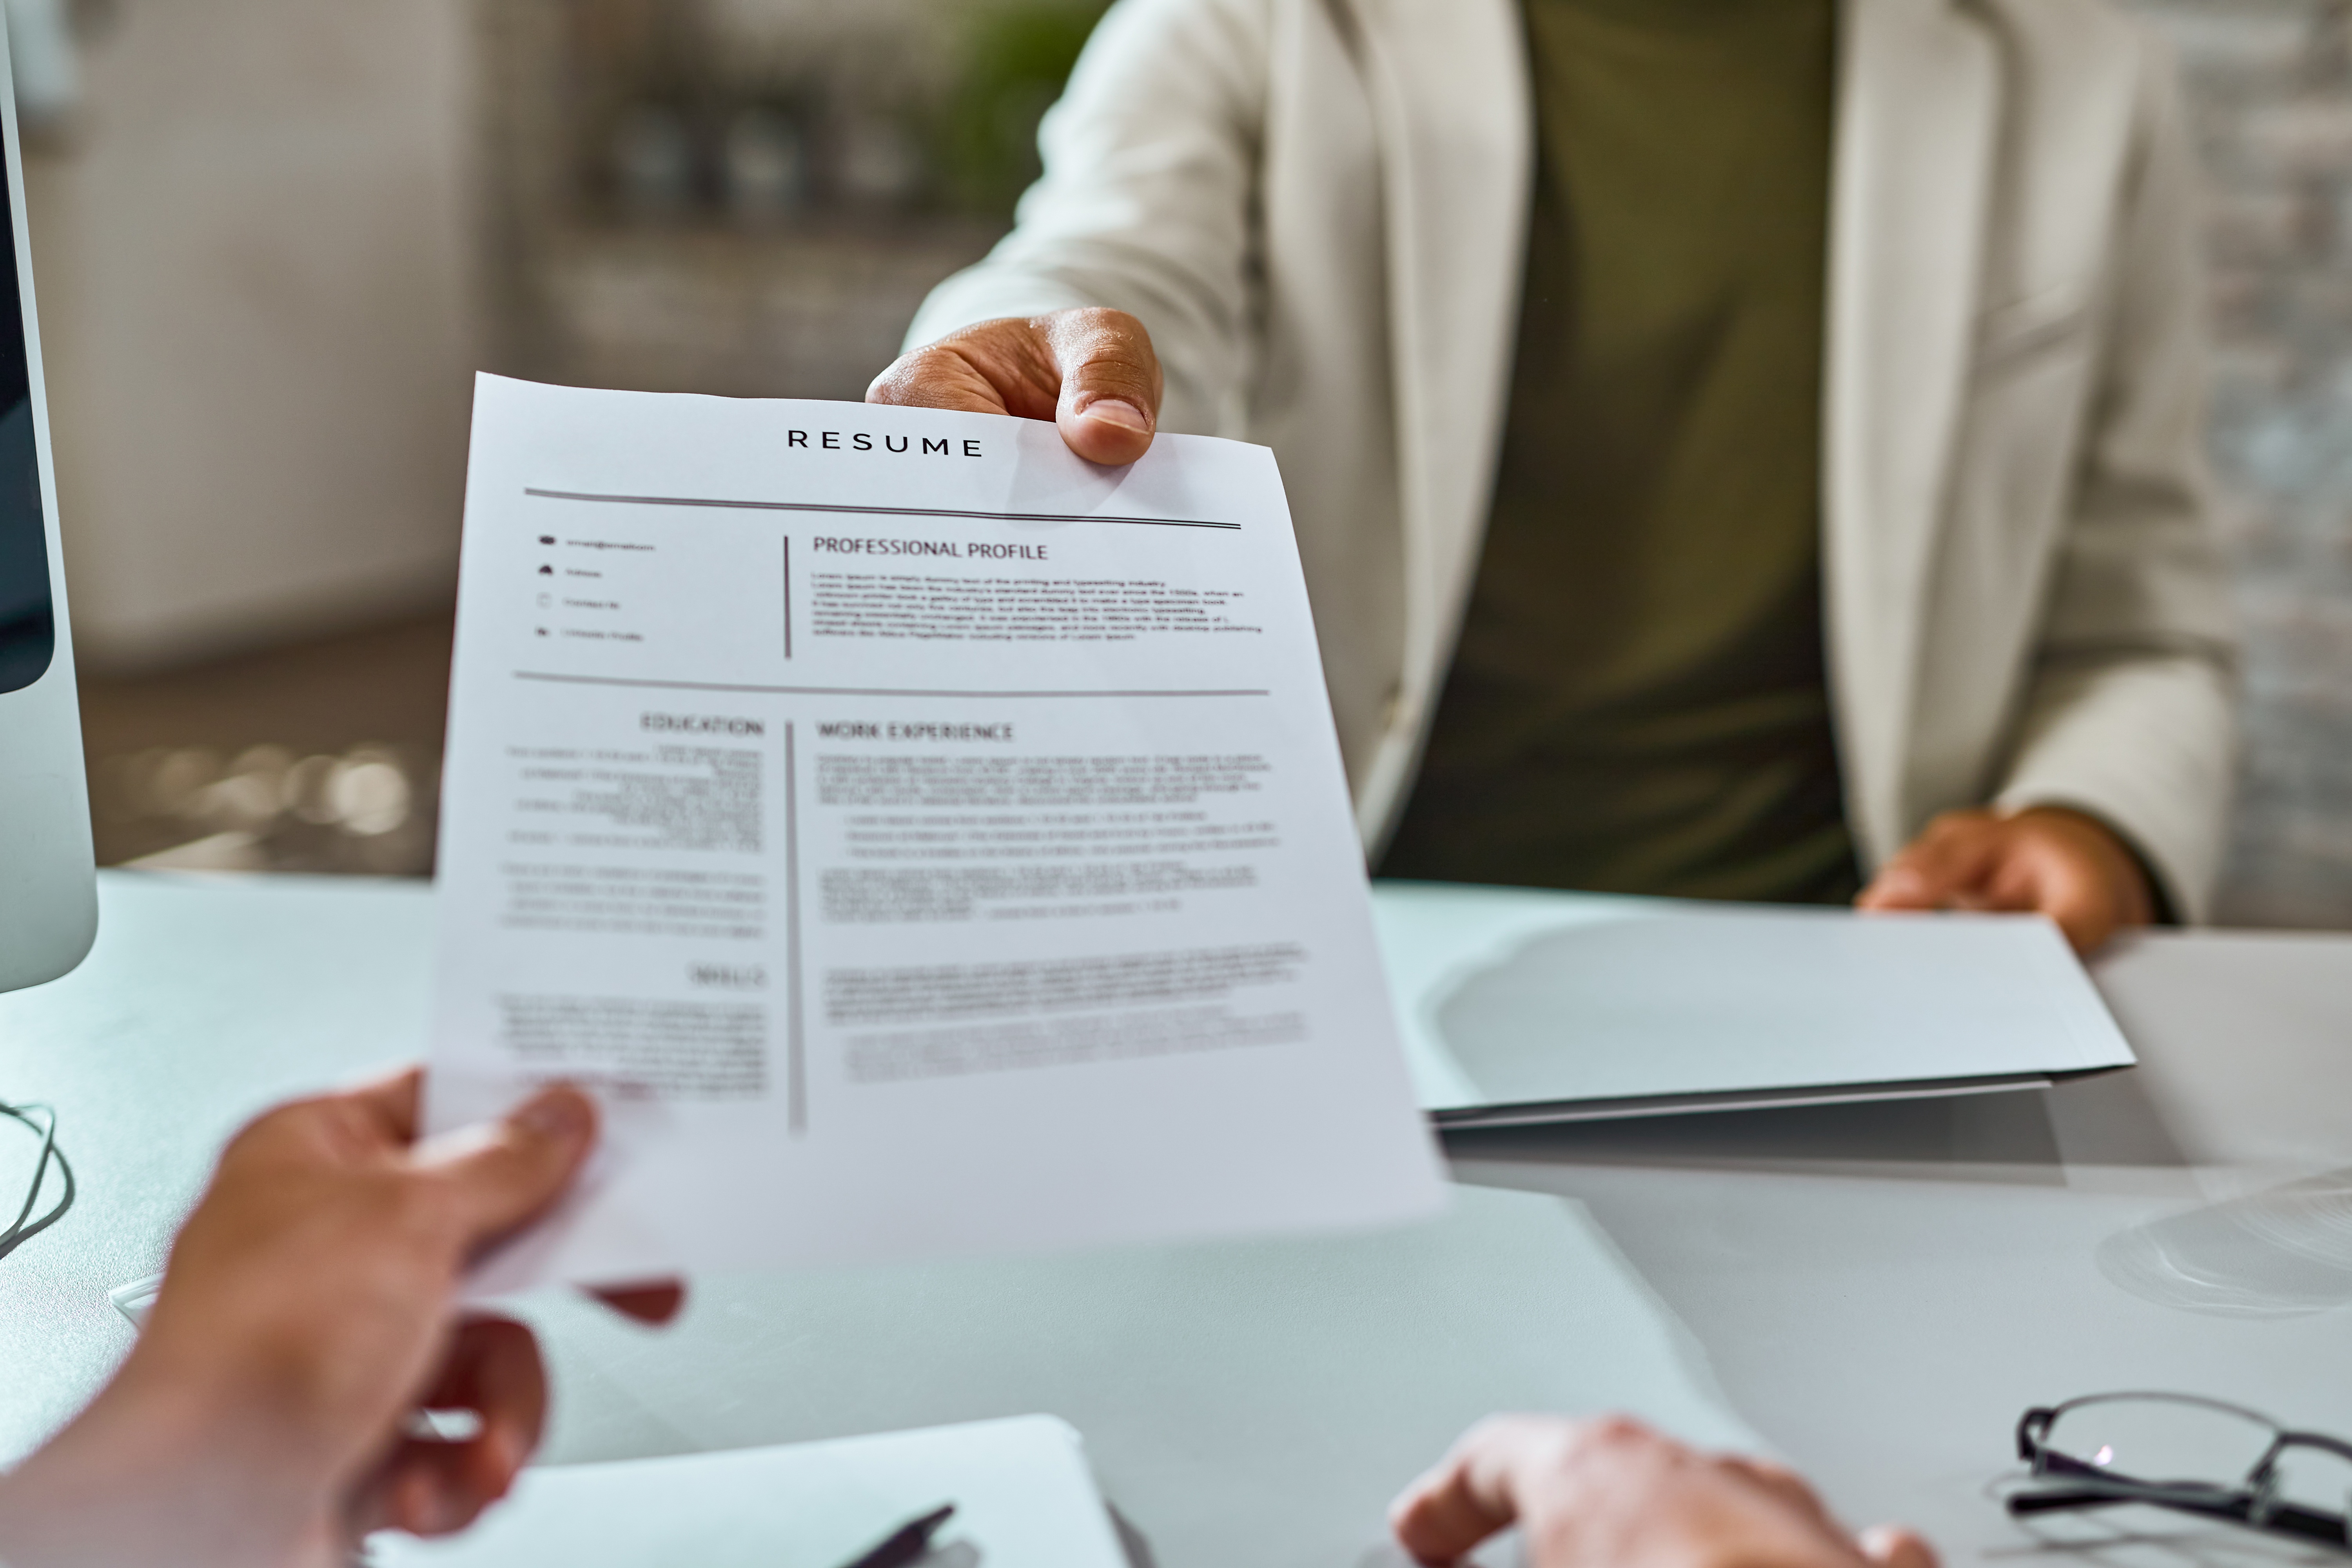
[2008,1487,2347,1547]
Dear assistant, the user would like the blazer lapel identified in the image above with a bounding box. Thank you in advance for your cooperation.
[1824,0,2000,866]
[1330,0,1531,842]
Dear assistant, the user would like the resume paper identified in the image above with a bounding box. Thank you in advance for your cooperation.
[427,377,1444,1292]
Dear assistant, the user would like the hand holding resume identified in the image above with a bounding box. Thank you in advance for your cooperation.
[427,377,1444,1292]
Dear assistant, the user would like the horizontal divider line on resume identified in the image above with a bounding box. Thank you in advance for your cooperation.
[523,488,1242,530]
[515,671,1272,699]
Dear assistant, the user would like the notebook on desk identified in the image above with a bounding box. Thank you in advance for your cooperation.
[1372,882,2136,1129]
[368,1415,1130,1568]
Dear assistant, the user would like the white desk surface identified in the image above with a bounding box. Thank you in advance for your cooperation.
[3,872,2350,1568]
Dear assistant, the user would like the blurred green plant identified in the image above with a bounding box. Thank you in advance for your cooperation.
[934,0,1112,218]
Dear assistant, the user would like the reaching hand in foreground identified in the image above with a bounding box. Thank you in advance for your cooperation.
[1856,806,2156,955]
[868,308,1165,467]
[0,1070,679,1568]
[1392,1416,1937,1568]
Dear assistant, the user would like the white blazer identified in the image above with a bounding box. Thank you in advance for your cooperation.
[907,0,2239,918]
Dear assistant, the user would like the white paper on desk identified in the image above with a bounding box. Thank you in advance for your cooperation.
[426,377,1443,1292]
[368,1415,1128,1568]
[1373,882,2136,1122]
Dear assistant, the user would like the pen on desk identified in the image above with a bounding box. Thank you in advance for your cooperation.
[834,1502,956,1568]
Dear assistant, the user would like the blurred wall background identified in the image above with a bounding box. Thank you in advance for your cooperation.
[25,0,479,669]
[17,0,2352,927]
[2129,0,2352,928]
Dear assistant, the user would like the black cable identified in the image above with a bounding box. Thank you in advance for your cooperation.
[0,1100,72,1261]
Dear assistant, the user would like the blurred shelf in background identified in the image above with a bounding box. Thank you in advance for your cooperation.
[481,0,1103,399]
[528,219,1003,401]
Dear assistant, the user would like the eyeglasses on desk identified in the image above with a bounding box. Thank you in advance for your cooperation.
[2013,1392,2352,1552]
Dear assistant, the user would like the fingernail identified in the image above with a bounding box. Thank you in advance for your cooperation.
[1082,398,1150,432]
[515,1088,590,1142]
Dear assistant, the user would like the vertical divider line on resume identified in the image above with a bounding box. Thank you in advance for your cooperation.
[782,535,793,660]
[785,719,806,1134]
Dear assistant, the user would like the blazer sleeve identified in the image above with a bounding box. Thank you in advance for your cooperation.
[1993,29,2239,923]
[902,0,1271,439]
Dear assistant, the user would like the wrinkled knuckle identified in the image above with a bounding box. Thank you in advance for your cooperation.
[1062,305,1132,333]
[867,346,957,401]
[1051,308,1155,361]
[945,318,1048,363]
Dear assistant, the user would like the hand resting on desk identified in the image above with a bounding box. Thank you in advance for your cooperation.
[1392,1415,1936,1568]
[0,1069,679,1568]
[1857,806,2156,955]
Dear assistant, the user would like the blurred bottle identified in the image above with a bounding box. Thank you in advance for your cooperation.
[723,106,804,228]
[837,115,922,209]
[611,103,698,221]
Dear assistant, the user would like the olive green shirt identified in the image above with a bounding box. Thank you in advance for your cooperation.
[1381,0,1857,904]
